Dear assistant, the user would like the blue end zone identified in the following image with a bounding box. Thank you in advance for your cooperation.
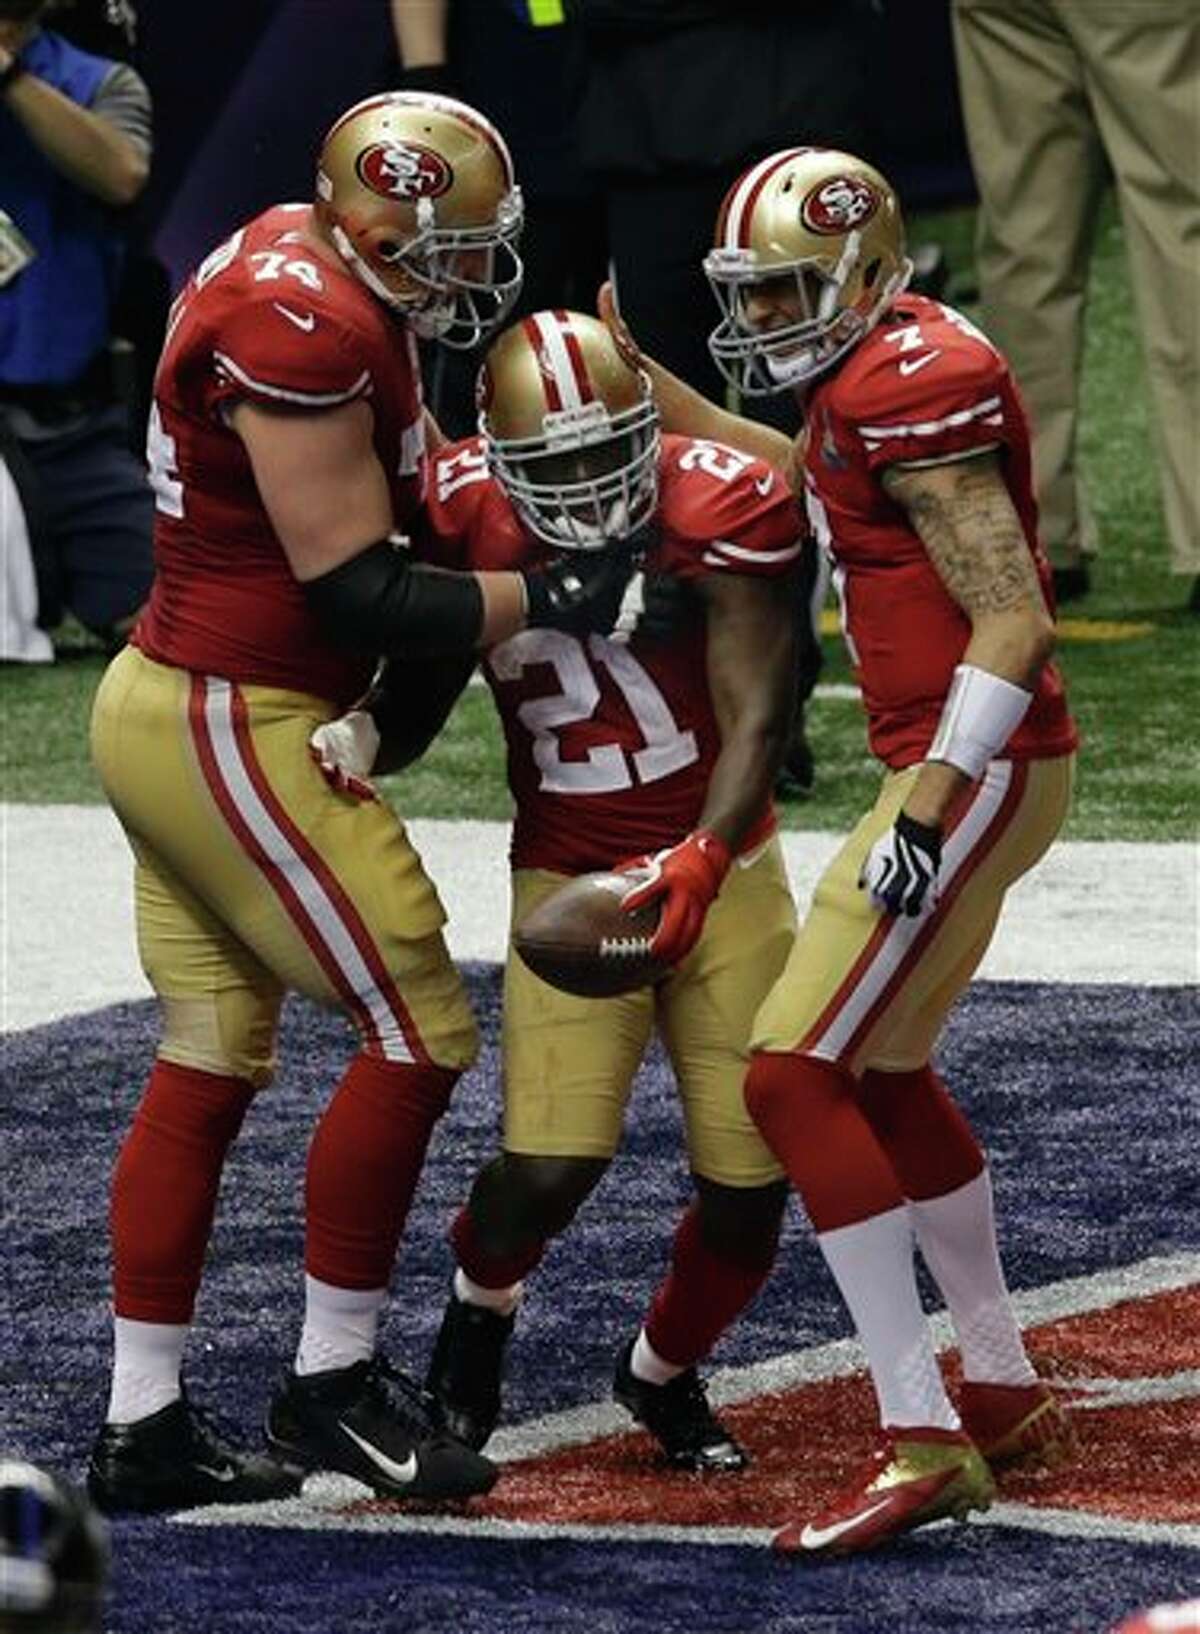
[3,973,1196,1632]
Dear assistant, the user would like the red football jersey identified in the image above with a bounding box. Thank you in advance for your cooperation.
[417,432,806,873]
[134,204,428,707]
[803,293,1077,769]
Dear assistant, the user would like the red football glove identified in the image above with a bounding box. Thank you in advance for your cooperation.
[616,829,732,967]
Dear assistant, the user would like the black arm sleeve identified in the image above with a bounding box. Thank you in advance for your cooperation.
[302,538,487,658]
[365,651,477,775]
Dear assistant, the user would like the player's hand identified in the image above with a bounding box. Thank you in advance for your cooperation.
[633,572,697,643]
[597,279,643,375]
[523,545,637,638]
[859,811,942,918]
[616,829,733,966]
[309,709,381,802]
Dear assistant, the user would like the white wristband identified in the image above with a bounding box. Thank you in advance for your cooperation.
[927,663,1033,780]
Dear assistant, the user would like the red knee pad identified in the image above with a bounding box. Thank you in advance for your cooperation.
[858,1065,984,1200]
[744,1052,903,1232]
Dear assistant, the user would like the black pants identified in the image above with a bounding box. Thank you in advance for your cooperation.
[3,404,154,635]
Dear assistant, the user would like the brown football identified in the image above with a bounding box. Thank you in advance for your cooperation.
[513,871,665,998]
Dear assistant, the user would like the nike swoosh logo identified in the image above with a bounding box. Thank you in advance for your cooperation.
[273,302,316,332]
[339,1422,418,1485]
[195,1463,239,1484]
[754,472,774,496]
[898,351,941,376]
[797,1495,895,1550]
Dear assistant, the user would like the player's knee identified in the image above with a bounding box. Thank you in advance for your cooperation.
[743,1049,802,1130]
[474,1152,608,1244]
[356,965,479,1073]
[694,1176,788,1270]
[158,992,278,1089]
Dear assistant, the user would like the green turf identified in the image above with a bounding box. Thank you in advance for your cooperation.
[2,197,1194,839]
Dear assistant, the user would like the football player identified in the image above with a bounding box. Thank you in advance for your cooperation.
[312,307,807,1469]
[86,92,638,1515]
[600,147,1080,1551]
[0,1459,109,1634]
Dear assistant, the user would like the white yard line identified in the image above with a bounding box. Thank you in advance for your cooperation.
[177,1253,1200,1552]
[2,805,1195,1031]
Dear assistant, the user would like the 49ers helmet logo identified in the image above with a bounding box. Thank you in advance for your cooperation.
[801,175,878,235]
[356,141,453,202]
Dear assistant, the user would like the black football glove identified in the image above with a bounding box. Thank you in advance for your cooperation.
[522,546,637,639]
[859,811,943,918]
[633,572,700,643]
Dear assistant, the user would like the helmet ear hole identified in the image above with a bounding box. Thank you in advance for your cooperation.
[863,257,882,290]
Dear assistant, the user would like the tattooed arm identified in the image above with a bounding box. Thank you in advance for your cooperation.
[880,448,1057,827]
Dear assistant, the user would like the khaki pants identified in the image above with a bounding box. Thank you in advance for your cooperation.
[953,0,1199,576]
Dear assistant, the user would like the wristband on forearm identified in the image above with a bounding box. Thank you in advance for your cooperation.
[927,662,1034,779]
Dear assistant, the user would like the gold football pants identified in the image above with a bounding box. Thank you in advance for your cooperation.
[752,756,1074,1075]
[90,646,478,1085]
[503,837,797,1186]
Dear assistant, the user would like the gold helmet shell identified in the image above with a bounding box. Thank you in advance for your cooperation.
[314,92,524,348]
[704,147,912,394]
[478,310,660,551]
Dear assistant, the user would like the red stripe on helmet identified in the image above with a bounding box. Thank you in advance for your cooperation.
[523,315,562,412]
[727,147,811,249]
[556,311,595,405]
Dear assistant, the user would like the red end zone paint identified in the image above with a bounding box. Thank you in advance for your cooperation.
[183,1273,1199,1545]
[394,1286,1200,1534]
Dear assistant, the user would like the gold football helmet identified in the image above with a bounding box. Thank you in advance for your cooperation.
[314,92,524,348]
[704,147,912,395]
[478,310,660,551]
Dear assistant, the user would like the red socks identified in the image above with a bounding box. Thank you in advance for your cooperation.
[858,1065,984,1200]
[643,1202,778,1370]
[744,1051,904,1232]
[305,1055,457,1289]
[111,1060,257,1323]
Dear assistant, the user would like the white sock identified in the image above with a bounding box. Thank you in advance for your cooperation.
[107,1318,188,1424]
[630,1329,682,1386]
[909,1170,1037,1386]
[294,1276,386,1377]
[817,1206,959,1431]
[454,1267,522,1318]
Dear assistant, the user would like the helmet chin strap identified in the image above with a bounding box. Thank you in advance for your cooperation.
[329,224,410,312]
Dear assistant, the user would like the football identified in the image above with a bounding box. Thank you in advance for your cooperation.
[514,871,665,998]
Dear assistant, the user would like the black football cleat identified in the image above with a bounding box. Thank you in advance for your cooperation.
[424,1291,515,1451]
[265,1352,497,1501]
[613,1340,747,1473]
[87,1395,302,1515]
